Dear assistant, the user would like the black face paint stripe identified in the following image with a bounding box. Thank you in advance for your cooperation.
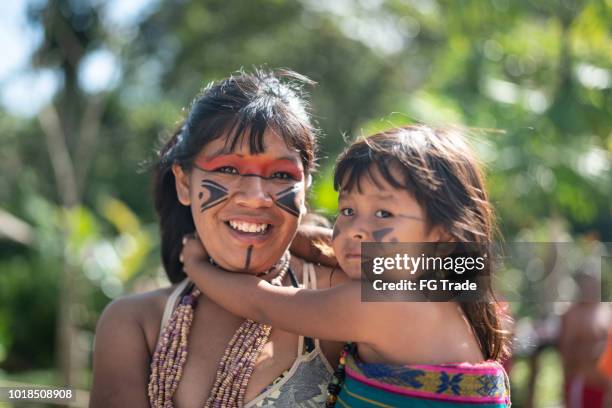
[275,185,301,217]
[200,179,229,212]
[244,245,253,270]
[332,225,341,240]
[194,165,302,182]
[276,186,297,195]
[397,214,424,221]
[241,173,285,180]
[201,179,228,191]
[372,228,394,242]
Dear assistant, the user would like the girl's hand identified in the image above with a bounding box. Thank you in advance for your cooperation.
[180,233,209,278]
[176,232,370,344]
[290,224,336,267]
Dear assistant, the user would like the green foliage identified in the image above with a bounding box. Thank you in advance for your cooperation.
[0,2,610,404]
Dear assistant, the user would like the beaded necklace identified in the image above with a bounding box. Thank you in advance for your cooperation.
[325,342,357,407]
[148,252,291,407]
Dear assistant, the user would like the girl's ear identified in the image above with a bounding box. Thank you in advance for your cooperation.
[430,226,456,256]
[429,224,451,242]
[172,163,191,206]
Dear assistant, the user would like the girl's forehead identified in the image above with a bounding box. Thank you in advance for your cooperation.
[339,182,395,199]
[339,164,402,194]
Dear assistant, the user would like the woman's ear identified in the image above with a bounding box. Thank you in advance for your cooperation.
[172,163,191,206]
[306,173,313,189]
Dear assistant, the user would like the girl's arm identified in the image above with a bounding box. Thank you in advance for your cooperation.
[181,237,375,343]
[290,224,336,267]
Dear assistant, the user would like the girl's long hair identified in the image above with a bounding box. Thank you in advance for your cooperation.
[334,125,510,360]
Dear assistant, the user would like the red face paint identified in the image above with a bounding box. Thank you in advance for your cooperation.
[194,154,304,181]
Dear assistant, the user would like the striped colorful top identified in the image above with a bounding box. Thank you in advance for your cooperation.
[337,353,511,407]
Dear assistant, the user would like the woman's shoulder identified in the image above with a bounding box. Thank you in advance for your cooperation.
[290,255,350,289]
[100,285,174,321]
[96,284,178,354]
[90,284,179,406]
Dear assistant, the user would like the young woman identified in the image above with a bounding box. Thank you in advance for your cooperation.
[89,69,348,407]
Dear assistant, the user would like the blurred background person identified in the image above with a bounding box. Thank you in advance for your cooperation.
[559,273,611,408]
[597,327,612,406]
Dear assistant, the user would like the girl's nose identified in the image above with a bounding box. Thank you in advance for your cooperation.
[346,220,370,241]
[352,230,364,240]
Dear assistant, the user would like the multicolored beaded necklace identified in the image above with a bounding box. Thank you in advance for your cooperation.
[148,252,291,407]
[325,342,357,407]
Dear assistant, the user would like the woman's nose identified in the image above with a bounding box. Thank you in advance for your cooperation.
[234,176,274,208]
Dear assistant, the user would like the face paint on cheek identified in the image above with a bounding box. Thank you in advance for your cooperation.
[332,224,341,241]
[372,228,394,242]
[244,245,253,270]
[199,179,229,212]
[274,185,302,217]
[397,214,425,222]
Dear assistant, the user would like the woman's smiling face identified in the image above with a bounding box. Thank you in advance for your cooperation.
[173,129,307,274]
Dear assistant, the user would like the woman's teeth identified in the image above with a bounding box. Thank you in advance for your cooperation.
[228,220,269,234]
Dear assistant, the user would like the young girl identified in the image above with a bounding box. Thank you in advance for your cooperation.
[181,125,512,407]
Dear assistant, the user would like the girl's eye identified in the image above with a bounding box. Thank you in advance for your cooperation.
[271,171,295,180]
[375,210,392,218]
[216,166,238,174]
[340,208,354,216]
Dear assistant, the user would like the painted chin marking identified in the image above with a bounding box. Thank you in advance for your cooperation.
[244,245,253,270]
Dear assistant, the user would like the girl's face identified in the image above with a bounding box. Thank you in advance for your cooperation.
[332,165,442,279]
[173,129,307,274]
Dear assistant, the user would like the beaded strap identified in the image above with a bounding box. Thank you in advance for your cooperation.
[325,342,356,407]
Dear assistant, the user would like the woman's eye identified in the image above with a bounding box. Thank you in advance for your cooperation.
[271,171,294,180]
[340,208,354,216]
[375,210,392,218]
[216,166,238,174]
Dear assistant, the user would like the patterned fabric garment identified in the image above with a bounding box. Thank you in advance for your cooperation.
[248,340,333,407]
[155,262,333,408]
[337,353,511,407]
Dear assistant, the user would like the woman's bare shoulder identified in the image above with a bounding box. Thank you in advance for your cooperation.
[315,264,349,289]
[90,284,178,407]
[96,284,178,353]
[290,255,349,289]
[100,285,174,322]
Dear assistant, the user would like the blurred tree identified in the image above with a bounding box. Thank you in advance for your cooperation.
[25,0,109,388]
[0,2,610,403]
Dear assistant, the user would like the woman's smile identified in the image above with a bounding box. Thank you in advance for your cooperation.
[222,216,277,245]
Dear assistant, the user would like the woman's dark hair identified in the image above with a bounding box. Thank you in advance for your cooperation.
[333,125,510,361]
[154,69,318,283]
